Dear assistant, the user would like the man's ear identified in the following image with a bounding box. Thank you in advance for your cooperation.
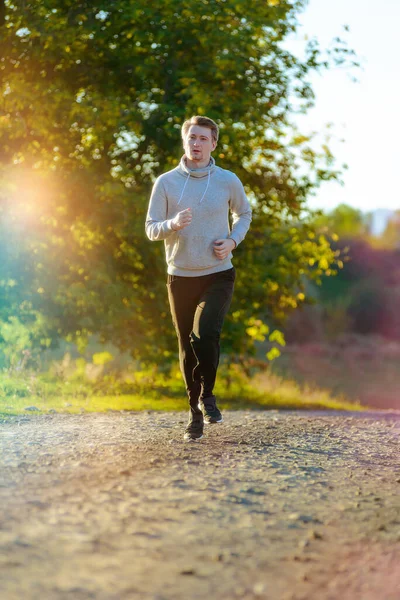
[212,139,217,151]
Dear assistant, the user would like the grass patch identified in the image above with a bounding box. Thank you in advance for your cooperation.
[0,362,365,416]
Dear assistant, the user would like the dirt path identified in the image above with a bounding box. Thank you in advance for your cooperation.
[0,409,399,600]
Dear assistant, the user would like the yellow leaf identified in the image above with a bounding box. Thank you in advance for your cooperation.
[92,351,113,365]
[319,257,329,270]
[269,330,286,346]
[266,347,281,361]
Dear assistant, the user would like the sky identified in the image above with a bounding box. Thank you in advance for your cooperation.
[285,0,400,214]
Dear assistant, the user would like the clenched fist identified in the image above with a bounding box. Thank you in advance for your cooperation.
[213,238,236,260]
[171,208,192,231]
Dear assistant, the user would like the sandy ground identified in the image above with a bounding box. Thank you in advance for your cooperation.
[0,409,399,600]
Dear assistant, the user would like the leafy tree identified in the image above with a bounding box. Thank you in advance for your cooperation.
[0,0,357,362]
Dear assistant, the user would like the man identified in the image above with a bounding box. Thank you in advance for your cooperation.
[145,115,252,441]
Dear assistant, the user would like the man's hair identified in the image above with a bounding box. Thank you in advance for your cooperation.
[181,115,219,143]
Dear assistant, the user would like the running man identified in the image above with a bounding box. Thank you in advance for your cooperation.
[145,115,252,441]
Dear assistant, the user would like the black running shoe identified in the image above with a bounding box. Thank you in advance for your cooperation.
[183,411,204,442]
[198,397,223,424]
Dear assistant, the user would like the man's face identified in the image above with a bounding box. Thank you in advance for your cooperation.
[183,125,217,165]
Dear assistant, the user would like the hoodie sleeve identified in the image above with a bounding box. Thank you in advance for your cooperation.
[228,174,252,247]
[145,177,175,241]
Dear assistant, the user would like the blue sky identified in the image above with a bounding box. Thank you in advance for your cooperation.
[285,0,400,214]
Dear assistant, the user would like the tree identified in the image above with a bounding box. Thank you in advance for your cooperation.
[0,0,357,362]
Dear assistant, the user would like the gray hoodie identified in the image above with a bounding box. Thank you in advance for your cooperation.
[145,156,252,276]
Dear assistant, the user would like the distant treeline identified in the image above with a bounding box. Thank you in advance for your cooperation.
[284,204,400,343]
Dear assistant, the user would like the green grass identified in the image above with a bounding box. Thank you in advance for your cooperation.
[0,367,365,417]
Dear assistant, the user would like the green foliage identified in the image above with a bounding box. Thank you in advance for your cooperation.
[0,1,358,362]
[0,317,31,367]
[313,203,368,239]
[0,312,55,370]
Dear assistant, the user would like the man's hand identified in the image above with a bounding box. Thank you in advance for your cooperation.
[171,208,192,231]
[213,238,236,260]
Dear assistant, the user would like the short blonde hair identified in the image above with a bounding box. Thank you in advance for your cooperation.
[181,115,219,143]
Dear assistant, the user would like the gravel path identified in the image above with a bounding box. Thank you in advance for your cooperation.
[0,409,399,600]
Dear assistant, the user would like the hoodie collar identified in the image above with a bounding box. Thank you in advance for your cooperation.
[177,155,216,178]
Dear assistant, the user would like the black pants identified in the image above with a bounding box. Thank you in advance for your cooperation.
[167,267,236,414]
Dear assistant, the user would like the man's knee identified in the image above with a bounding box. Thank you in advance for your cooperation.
[190,330,220,350]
